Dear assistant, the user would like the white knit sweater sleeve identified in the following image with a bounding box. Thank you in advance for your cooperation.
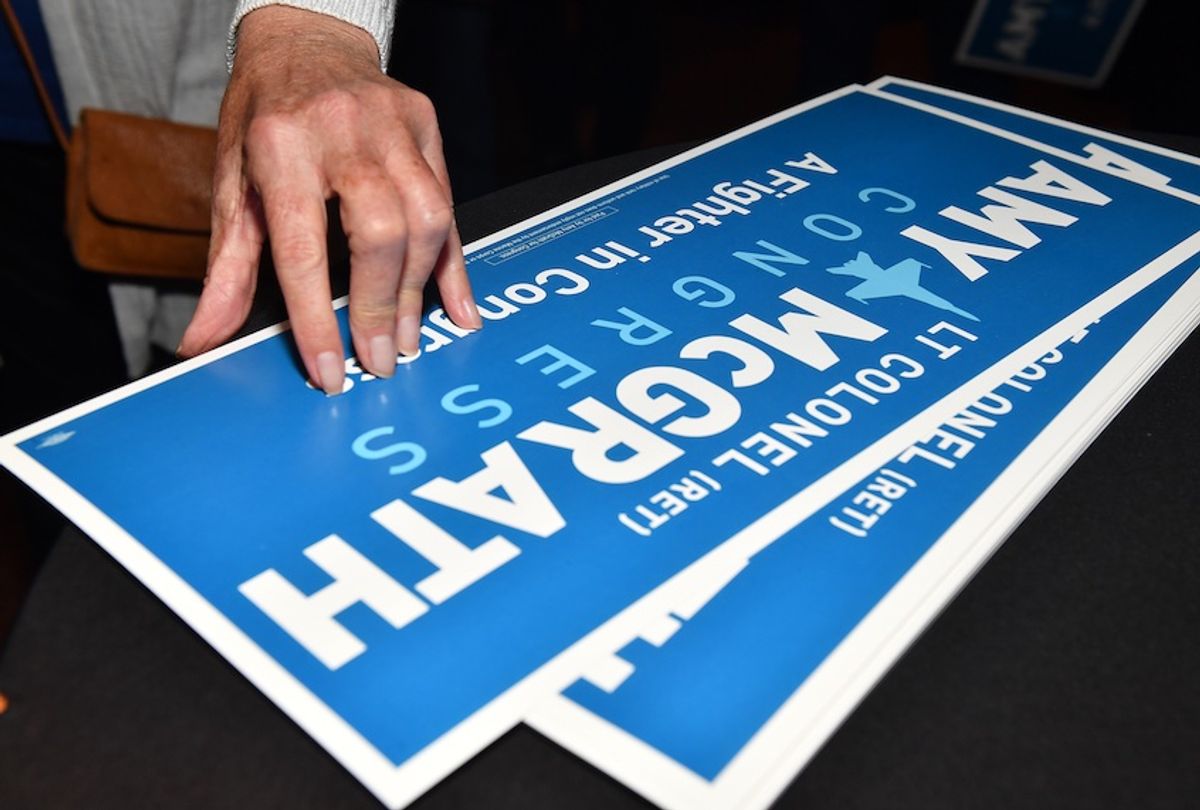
[229,0,397,71]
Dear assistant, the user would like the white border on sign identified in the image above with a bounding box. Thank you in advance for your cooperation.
[4,84,1200,808]
[868,75,1200,171]
[954,0,1147,88]
[859,85,1200,206]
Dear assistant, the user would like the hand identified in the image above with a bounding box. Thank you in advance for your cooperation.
[178,5,481,393]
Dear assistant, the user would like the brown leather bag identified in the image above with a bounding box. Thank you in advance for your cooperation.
[66,109,216,280]
[4,0,217,281]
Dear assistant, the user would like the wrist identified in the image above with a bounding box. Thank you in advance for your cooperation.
[240,5,379,70]
[229,3,388,78]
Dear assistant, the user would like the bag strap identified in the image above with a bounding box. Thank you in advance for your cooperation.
[1,0,70,151]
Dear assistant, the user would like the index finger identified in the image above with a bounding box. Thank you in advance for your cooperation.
[253,159,344,395]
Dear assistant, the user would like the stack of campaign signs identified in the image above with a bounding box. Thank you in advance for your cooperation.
[3,78,1199,809]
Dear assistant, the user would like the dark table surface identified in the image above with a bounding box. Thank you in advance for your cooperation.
[1,142,1198,810]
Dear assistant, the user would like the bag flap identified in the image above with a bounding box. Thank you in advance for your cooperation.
[80,109,217,233]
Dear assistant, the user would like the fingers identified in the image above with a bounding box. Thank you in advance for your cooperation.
[339,166,406,377]
[178,155,266,357]
[378,149,455,355]
[431,222,479,331]
[413,133,480,333]
[185,76,477,399]
[251,124,345,395]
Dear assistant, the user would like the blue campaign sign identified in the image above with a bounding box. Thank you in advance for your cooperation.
[956,0,1146,86]
[527,89,1200,809]
[533,264,1192,808]
[3,86,1199,807]
[871,77,1200,205]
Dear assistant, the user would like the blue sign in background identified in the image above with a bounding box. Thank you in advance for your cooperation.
[16,90,1200,769]
[958,0,1144,83]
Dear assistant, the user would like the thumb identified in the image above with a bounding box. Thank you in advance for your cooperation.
[178,165,266,357]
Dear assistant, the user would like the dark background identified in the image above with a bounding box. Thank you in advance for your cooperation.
[389,1,1200,203]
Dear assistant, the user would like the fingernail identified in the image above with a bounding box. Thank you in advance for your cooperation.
[368,334,397,378]
[397,315,421,356]
[176,333,196,358]
[316,351,344,396]
[461,297,483,330]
